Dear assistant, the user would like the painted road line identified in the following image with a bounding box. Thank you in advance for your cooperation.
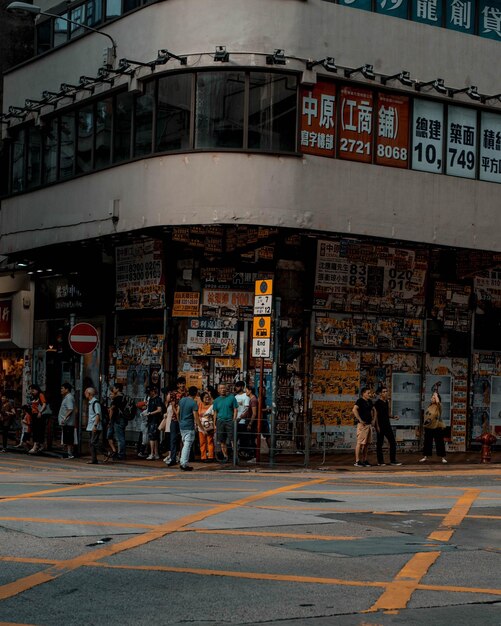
[0,476,331,601]
[178,529,362,541]
[0,516,157,529]
[428,489,481,541]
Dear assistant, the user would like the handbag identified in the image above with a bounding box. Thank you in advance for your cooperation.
[158,416,168,431]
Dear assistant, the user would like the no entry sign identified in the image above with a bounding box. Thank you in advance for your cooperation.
[68,323,99,355]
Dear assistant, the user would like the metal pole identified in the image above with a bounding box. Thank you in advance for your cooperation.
[78,354,84,457]
[232,418,238,466]
[256,357,264,463]
[270,297,281,468]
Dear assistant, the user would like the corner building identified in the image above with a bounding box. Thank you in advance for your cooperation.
[1,0,501,457]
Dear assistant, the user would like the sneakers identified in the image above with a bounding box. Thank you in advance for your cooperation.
[146,454,154,460]
[163,456,171,464]
[180,465,193,471]
[66,454,75,459]
[363,461,372,467]
[166,460,177,467]
[137,452,148,458]
[377,463,386,466]
[419,456,427,463]
[153,455,160,460]
[0,448,6,453]
[247,458,256,464]
[391,462,403,466]
[353,461,364,467]
[28,445,38,454]
[441,457,448,464]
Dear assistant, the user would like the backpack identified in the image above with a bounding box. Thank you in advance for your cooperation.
[121,396,137,422]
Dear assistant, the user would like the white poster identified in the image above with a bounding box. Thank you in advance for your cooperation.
[446,105,477,179]
[479,111,501,183]
[412,99,444,174]
[391,373,421,426]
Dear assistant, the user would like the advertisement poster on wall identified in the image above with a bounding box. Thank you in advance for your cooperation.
[376,92,409,169]
[300,81,336,157]
[412,99,444,174]
[391,373,421,426]
[490,375,501,427]
[338,86,373,163]
[116,239,165,309]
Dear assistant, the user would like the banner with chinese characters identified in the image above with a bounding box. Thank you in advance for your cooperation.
[338,86,373,163]
[480,0,501,41]
[446,0,475,34]
[412,0,443,26]
[314,239,428,317]
[376,93,409,168]
[172,292,200,317]
[339,0,371,10]
[116,239,165,309]
[376,0,409,19]
[186,318,238,357]
[201,289,254,318]
[412,99,444,174]
[300,82,336,157]
[446,105,477,178]
[480,111,501,183]
[0,300,12,341]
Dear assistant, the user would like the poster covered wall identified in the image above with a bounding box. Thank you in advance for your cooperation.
[116,239,165,310]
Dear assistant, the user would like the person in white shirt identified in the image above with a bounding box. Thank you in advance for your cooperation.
[85,387,102,464]
[234,380,250,459]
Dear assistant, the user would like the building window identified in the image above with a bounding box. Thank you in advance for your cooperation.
[76,106,94,173]
[59,113,75,179]
[156,74,192,152]
[248,73,297,152]
[105,0,122,19]
[114,91,133,163]
[36,19,52,55]
[54,14,69,47]
[43,119,59,184]
[96,98,113,168]
[11,129,25,193]
[195,71,245,149]
[134,81,155,157]
[27,127,42,189]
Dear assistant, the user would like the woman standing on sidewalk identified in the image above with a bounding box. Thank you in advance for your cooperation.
[420,391,447,464]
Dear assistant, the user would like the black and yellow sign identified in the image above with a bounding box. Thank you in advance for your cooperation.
[252,316,271,338]
[254,279,273,296]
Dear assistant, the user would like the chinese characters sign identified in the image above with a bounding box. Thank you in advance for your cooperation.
[172,292,200,317]
[116,239,165,310]
[339,86,373,163]
[446,105,477,178]
[376,93,409,168]
[187,318,238,356]
[376,0,409,19]
[480,0,501,40]
[300,82,336,157]
[446,0,475,34]
[412,99,444,173]
[480,111,501,182]
[0,300,12,341]
[412,0,443,26]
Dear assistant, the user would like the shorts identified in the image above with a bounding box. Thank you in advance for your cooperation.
[356,423,372,446]
[106,424,114,439]
[148,421,160,441]
[62,425,74,445]
[216,420,234,444]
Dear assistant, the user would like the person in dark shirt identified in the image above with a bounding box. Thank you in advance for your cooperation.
[145,386,164,460]
[352,387,375,467]
[374,387,402,466]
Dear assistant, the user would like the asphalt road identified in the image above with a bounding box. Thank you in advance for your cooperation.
[0,454,499,626]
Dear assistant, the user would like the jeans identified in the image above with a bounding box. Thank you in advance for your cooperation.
[376,426,397,464]
[170,420,181,460]
[114,418,126,458]
[180,429,195,466]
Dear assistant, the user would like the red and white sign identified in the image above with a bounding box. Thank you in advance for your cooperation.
[300,82,336,157]
[68,323,99,355]
[338,86,374,163]
[376,93,409,169]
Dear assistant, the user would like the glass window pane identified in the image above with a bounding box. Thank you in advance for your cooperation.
[86,0,103,26]
[106,0,121,18]
[76,106,94,173]
[156,74,192,152]
[70,5,86,38]
[248,73,297,152]
[11,129,25,193]
[134,81,154,157]
[43,118,58,184]
[96,99,113,168]
[59,113,75,179]
[27,127,42,189]
[195,72,245,149]
[54,14,69,46]
[113,91,133,163]
[124,0,142,12]
[36,19,51,55]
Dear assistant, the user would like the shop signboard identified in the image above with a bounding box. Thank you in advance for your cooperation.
[479,111,501,183]
[480,1,501,41]
[412,0,443,26]
[446,105,477,179]
[300,82,336,157]
[0,300,12,341]
[375,0,409,19]
[202,289,254,318]
[187,318,238,357]
[172,292,200,317]
[376,93,410,168]
[338,0,371,10]
[446,0,475,34]
[116,239,165,310]
[338,85,374,163]
[412,99,444,173]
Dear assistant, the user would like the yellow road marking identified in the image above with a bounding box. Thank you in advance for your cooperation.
[0,557,61,565]
[0,516,156,529]
[179,529,361,541]
[18,497,210,507]
[425,513,501,520]
[428,490,481,541]
[0,476,331,601]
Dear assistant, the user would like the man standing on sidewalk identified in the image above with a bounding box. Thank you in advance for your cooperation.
[213,384,238,463]
[352,387,375,467]
[85,387,102,464]
[59,383,76,459]
[374,387,402,466]
[176,386,201,471]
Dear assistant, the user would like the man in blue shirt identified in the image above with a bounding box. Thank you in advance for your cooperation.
[212,383,238,463]
[176,386,200,471]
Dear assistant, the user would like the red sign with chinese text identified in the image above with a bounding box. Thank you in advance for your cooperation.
[376,93,410,169]
[300,82,336,157]
[338,86,374,163]
[0,300,12,341]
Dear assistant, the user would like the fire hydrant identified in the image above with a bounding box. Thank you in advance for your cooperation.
[476,432,497,464]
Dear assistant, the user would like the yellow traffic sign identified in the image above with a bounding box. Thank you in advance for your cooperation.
[252,316,271,338]
[255,279,273,296]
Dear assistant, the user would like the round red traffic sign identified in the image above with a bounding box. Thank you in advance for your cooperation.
[68,323,99,355]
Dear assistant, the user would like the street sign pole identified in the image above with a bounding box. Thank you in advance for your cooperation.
[257,356,264,463]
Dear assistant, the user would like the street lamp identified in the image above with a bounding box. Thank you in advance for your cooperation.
[6,2,117,66]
